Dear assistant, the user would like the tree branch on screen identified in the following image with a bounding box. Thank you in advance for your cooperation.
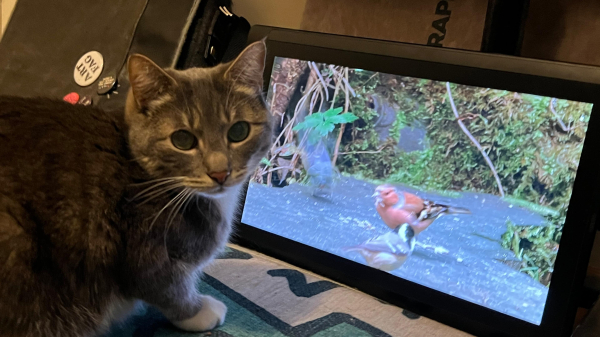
[446,82,505,198]
[549,98,575,132]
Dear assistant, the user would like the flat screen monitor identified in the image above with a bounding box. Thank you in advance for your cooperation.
[235,26,600,337]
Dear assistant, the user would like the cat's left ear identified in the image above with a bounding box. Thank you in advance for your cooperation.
[225,39,266,93]
[127,54,177,110]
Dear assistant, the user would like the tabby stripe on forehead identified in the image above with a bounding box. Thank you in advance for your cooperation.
[220,108,230,124]
[180,93,197,130]
[234,86,256,96]
[184,111,195,131]
[193,112,200,129]
[148,94,174,111]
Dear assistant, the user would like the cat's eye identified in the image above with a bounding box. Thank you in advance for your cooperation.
[227,122,250,143]
[171,130,197,150]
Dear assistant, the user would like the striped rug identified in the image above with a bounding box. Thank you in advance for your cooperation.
[105,244,470,337]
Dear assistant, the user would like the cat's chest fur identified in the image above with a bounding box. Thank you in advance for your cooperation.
[127,189,235,267]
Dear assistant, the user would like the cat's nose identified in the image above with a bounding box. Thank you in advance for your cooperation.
[208,171,230,185]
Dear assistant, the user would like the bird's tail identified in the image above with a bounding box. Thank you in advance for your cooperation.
[445,206,471,214]
[423,203,471,220]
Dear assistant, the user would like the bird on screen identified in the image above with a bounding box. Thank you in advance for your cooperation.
[343,184,470,271]
[373,184,470,234]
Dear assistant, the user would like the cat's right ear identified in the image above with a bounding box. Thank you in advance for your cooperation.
[224,39,266,94]
[127,54,177,111]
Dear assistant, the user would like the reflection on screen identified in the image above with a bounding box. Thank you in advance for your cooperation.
[241,56,594,325]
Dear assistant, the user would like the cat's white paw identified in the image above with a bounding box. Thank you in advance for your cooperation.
[171,295,227,332]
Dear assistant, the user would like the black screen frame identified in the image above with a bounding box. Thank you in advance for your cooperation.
[233,26,600,337]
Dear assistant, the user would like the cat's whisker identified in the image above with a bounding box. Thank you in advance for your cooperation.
[136,183,186,206]
[165,189,189,233]
[163,189,195,251]
[195,194,208,219]
[148,188,188,233]
[130,176,186,186]
[131,179,183,200]
[164,188,190,233]
[137,188,188,265]
[181,183,211,191]
[179,177,205,185]
[183,190,195,211]
[129,182,183,205]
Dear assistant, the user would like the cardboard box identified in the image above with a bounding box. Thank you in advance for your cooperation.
[521,0,600,66]
[300,0,489,51]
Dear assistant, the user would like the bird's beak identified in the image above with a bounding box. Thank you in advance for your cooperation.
[371,191,380,197]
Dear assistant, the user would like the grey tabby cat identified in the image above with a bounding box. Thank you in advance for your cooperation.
[0,40,272,336]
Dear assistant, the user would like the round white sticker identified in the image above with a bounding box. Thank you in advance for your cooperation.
[73,51,104,87]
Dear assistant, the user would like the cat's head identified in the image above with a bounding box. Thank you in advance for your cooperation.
[125,40,272,198]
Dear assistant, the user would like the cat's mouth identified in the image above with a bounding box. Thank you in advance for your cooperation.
[195,185,227,198]
[185,173,246,198]
[211,185,226,194]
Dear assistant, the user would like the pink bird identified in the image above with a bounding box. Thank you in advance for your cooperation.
[343,184,470,271]
[373,184,470,235]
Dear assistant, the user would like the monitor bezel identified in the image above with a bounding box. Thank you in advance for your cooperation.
[233,26,600,337]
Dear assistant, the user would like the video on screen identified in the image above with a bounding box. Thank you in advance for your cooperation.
[241,56,593,325]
